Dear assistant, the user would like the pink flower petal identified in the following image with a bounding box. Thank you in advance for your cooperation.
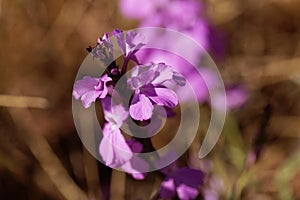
[129,93,154,120]
[160,178,176,199]
[147,87,178,108]
[99,123,132,168]
[176,184,199,200]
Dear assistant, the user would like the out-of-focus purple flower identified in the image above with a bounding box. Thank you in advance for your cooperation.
[155,153,204,199]
[73,75,112,108]
[119,0,209,50]
[203,189,219,200]
[120,0,248,107]
[203,176,224,200]
[127,63,185,121]
[213,86,247,110]
[189,154,224,200]
[119,0,153,19]
[225,87,247,109]
[119,0,227,107]
[137,1,209,52]
[119,0,202,28]
[120,0,248,109]
[99,98,132,168]
[159,167,204,200]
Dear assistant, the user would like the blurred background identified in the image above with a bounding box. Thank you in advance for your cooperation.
[1,0,300,199]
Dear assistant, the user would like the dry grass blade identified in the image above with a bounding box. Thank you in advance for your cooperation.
[8,108,89,200]
[83,148,103,200]
[110,170,126,200]
[0,0,2,19]
[0,95,49,109]
[41,0,89,51]
[269,116,300,138]
[243,57,300,88]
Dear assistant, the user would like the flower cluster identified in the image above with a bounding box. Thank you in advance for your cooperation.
[73,30,189,179]
[116,0,247,199]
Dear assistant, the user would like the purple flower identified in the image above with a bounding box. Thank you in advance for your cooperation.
[154,154,204,200]
[99,98,132,168]
[90,32,114,65]
[97,32,113,52]
[99,99,150,179]
[73,74,112,108]
[91,30,144,70]
[122,153,149,180]
[159,167,204,200]
[112,29,145,72]
[121,139,149,180]
[127,63,185,121]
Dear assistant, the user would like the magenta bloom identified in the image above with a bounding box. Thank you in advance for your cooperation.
[88,32,114,65]
[160,167,204,200]
[112,29,144,58]
[99,98,132,168]
[90,30,144,72]
[73,28,208,184]
[97,32,113,52]
[112,29,145,72]
[121,139,149,180]
[127,63,185,121]
[72,74,112,108]
[99,98,149,179]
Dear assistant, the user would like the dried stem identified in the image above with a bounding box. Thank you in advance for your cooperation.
[110,170,126,200]
[0,94,49,109]
[8,108,89,200]
[83,147,104,200]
